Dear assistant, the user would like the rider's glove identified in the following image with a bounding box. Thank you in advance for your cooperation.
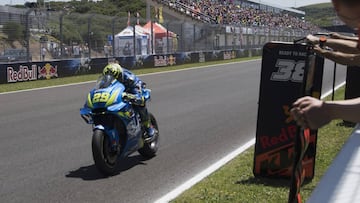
[122,92,136,102]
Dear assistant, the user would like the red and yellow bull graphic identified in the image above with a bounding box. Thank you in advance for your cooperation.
[38,63,58,80]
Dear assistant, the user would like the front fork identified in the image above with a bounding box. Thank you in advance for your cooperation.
[93,125,120,153]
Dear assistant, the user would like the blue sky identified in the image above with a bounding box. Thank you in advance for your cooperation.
[1,0,331,8]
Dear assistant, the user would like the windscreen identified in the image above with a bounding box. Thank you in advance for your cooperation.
[95,74,115,90]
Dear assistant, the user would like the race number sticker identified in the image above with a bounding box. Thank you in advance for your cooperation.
[271,59,305,83]
[93,92,110,103]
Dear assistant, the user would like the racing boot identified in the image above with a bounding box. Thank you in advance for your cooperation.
[143,120,156,142]
[145,126,156,142]
[137,106,156,142]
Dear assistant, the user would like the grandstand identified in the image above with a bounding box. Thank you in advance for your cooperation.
[147,0,318,52]
[151,0,315,30]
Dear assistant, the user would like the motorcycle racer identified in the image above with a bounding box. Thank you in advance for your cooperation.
[102,62,156,141]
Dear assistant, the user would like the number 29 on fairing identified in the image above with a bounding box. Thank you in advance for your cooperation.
[92,92,110,103]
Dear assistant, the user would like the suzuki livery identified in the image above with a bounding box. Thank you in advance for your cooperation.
[80,74,159,175]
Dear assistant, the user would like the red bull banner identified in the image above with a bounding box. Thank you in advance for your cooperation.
[253,42,324,179]
[0,58,105,84]
[6,63,58,83]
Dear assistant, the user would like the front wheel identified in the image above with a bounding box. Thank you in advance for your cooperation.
[92,129,118,175]
[138,113,159,158]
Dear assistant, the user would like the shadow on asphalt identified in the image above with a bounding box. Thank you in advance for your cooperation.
[65,154,147,180]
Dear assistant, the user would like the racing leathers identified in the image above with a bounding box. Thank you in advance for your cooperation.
[117,68,155,141]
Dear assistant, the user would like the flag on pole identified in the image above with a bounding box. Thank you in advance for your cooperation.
[136,12,140,25]
[155,7,158,21]
[127,11,131,26]
[159,7,163,24]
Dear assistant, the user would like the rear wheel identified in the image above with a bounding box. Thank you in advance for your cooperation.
[138,113,159,158]
[92,129,118,175]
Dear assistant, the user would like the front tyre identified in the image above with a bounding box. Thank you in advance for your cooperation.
[138,113,159,158]
[92,129,118,175]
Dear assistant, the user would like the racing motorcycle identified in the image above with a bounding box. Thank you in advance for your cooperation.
[80,74,159,175]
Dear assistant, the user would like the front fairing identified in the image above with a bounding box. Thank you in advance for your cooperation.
[86,75,126,111]
[80,75,131,124]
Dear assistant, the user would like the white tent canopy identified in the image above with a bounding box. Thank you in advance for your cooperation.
[114,25,149,56]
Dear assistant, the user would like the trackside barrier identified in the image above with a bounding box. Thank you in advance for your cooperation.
[307,124,360,203]
[0,49,261,84]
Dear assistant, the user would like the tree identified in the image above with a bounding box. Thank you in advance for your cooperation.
[2,21,24,43]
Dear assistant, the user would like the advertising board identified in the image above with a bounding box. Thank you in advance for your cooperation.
[253,42,324,179]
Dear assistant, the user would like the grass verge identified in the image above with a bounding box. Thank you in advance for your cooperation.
[0,56,260,93]
[171,86,354,203]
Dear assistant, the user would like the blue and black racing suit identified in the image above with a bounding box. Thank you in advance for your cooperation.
[117,68,154,138]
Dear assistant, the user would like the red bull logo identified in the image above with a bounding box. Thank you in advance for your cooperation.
[154,55,176,67]
[7,65,37,83]
[38,63,58,80]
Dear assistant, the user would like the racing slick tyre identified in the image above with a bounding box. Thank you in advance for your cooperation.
[92,129,118,176]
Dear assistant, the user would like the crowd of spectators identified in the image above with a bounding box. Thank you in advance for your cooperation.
[157,0,319,31]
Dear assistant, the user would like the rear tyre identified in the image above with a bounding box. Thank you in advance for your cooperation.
[92,129,118,175]
[138,113,159,158]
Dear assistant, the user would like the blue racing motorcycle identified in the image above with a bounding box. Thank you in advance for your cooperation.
[80,74,159,175]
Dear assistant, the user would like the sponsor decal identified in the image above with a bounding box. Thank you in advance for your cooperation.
[7,65,37,83]
[168,55,176,66]
[254,143,294,177]
[38,63,58,80]
[254,131,316,178]
[154,55,176,67]
[259,125,297,150]
[154,56,167,67]
[223,51,236,60]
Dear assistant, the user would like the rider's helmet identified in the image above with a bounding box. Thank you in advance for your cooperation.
[103,63,123,79]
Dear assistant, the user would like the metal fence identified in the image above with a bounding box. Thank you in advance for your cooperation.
[0,8,311,63]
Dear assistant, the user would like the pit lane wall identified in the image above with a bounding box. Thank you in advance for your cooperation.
[0,49,261,84]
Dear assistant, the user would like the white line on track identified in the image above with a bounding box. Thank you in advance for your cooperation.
[154,81,347,203]
[321,81,346,99]
[154,138,255,203]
